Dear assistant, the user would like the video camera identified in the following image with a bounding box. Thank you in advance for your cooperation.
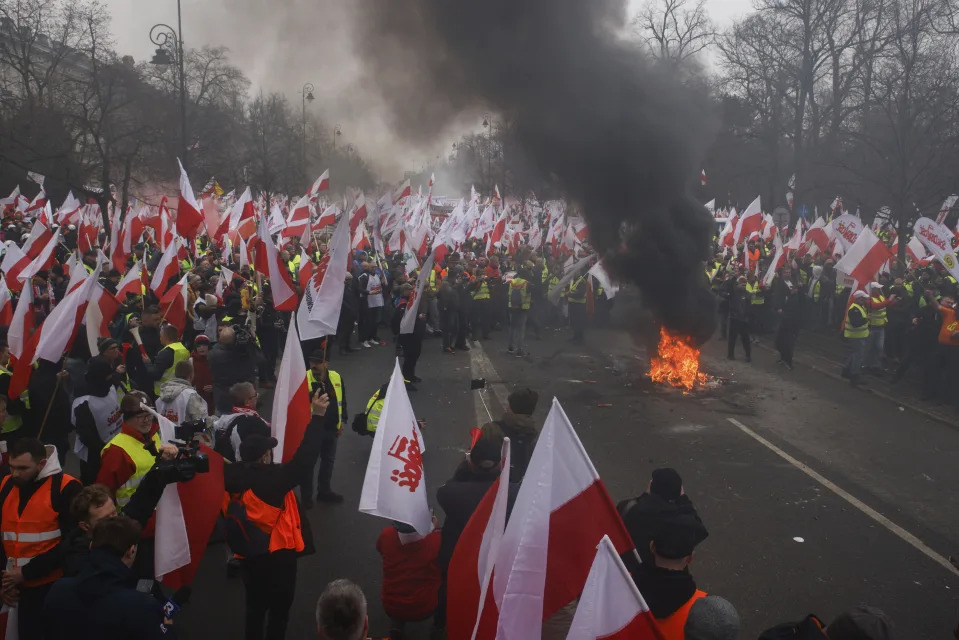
[155,437,210,481]
[232,323,254,346]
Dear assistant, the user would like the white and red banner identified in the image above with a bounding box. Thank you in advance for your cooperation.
[297,208,350,340]
[359,359,431,534]
[914,217,959,280]
[271,322,312,462]
[175,159,205,238]
[936,195,958,225]
[830,213,863,252]
[835,227,892,287]
[400,251,434,335]
[733,196,762,245]
[150,239,181,298]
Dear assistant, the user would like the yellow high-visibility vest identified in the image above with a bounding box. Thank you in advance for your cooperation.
[306,369,344,430]
[102,430,163,507]
[154,342,190,395]
[869,295,887,327]
[845,303,869,339]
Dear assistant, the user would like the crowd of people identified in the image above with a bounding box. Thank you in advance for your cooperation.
[710,234,959,401]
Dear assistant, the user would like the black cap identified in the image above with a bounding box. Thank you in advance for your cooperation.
[827,606,894,640]
[469,437,502,468]
[308,349,326,362]
[650,468,683,501]
[97,337,119,354]
[239,435,277,462]
[507,388,538,416]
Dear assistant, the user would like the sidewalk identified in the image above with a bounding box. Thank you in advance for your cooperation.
[751,325,959,429]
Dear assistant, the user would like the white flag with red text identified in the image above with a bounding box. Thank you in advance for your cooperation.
[914,217,959,280]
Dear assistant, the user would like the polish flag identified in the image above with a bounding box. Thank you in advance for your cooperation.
[785,222,802,253]
[7,281,34,359]
[0,280,12,326]
[151,239,181,298]
[400,251,434,335]
[270,322,312,462]
[298,248,313,286]
[307,169,330,197]
[359,359,431,533]
[1,242,28,292]
[114,263,144,301]
[158,274,190,332]
[760,214,777,244]
[85,283,121,353]
[148,408,225,589]
[718,211,738,248]
[268,202,287,235]
[214,266,236,302]
[283,196,311,239]
[352,227,370,252]
[456,399,634,637]
[733,196,762,245]
[393,178,411,205]
[33,265,100,365]
[297,209,350,340]
[350,193,368,236]
[77,215,98,254]
[23,188,47,217]
[566,535,662,640]
[22,222,53,260]
[936,195,958,226]
[835,227,892,287]
[175,159,205,238]
[15,226,61,286]
[700,169,707,187]
[803,217,830,255]
[762,232,785,287]
[446,439,512,640]
[316,204,338,230]
[56,191,83,225]
[253,217,297,312]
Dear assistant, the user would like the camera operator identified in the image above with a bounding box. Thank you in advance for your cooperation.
[96,392,178,578]
[43,516,179,640]
[209,326,258,415]
[223,387,329,640]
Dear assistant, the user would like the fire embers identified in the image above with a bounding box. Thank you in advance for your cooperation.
[648,328,712,391]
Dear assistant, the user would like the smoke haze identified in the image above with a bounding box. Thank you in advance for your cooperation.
[351,0,719,340]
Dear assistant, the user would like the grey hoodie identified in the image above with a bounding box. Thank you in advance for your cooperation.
[157,378,208,423]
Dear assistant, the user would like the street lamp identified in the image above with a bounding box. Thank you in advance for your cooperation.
[483,114,493,198]
[149,0,187,171]
[301,82,314,170]
[333,124,342,151]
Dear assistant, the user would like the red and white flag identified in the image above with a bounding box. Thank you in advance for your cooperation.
[21,222,53,260]
[700,169,707,187]
[85,283,121,354]
[400,251,434,335]
[33,265,100,365]
[253,217,297,312]
[270,322,312,462]
[835,227,892,287]
[803,217,830,256]
[158,274,190,332]
[115,263,144,301]
[829,213,863,252]
[307,169,330,198]
[283,195,311,239]
[350,193,368,236]
[316,204,338,230]
[214,266,236,302]
[914,217,959,280]
[175,159,205,238]
[298,247,313,286]
[297,210,350,340]
[733,196,762,245]
[718,211,738,248]
[566,535,663,640]
[0,279,12,326]
[150,239,181,298]
[16,225,60,285]
[936,195,958,226]
[393,178,412,205]
[762,232,785,287]
[1,242,28,292]
[7,280,34,360]
[268,202,287,235]
[359,359,431,533]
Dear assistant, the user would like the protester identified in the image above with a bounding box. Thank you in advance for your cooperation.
[209,326,259,414]
[375,518,442,639]
[684,596,741,640]
[155,358,209,425]
[758,605,894,640]
[72,356,124,483]
[213,381,271,462]
[303,353,347,506]
[478,387,539,480]
[316,578,372,640]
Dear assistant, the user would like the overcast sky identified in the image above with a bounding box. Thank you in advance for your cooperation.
[102,0,755,178]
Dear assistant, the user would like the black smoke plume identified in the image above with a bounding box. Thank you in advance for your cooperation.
[353,0,718,342]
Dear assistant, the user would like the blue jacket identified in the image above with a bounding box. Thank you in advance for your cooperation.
[43,548,175,640]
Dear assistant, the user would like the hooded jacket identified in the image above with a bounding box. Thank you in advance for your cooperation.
[157,378,208,423]
[43,548,173,640]
[479,413,539,480]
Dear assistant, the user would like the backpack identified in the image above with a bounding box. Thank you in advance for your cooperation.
[352,384,388,436]
[221,492,271,558]
[509,282,526,309]
[213,417,240,462]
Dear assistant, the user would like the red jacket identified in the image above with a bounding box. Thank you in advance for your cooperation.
[376,526,441,621]
[191,350,214,407]
[96,422,160,537]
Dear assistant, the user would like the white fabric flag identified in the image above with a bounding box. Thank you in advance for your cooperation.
[400,251,434,335]
[914,217,959,280]
[359,359,431,534]
[588,260,618,299]
[144,406,192,579]
[34,264,100,364]
[297,209,350,340]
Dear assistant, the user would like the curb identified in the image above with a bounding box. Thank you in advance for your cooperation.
[751,341,959,431]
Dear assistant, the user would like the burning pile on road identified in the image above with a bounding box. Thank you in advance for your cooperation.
[649,328,711,391]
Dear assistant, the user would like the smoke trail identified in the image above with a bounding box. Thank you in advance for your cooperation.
[353,0,719,342]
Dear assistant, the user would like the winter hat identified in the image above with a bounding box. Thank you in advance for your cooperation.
[469,437,502,469]
[684,596,741,640]
[239,435,278,462]
[193,335,210,346]
[827,606,894,640]
[97,337,119,354]
[507,388,538,416]
[650,467,683,501]
[853,290,870,300]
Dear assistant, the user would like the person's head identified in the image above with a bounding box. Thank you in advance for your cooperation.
[230,381,258,409]
[193,334,210,355]
[107,269,122,285]
[218,326,236,344]
[82,249,97,266]
[942,295,956,309]
[649,468,684,502]
[8,438,47,486]
[869,281,883,295]
[315,579,368,640]
[736,275,747,289]
[98,337,120,361]
[684,596,741,640]
[507,388,538,416]
[781,266,792,279]
[71,484,118,532]
[469,437,503,473]
[90,515,141,568]
[140,305,161,328]
[121,392,153,434]
[239,434,277,464]
[825,606,893,640]
[308,351,327,376]
[160,323,179,346]
[174,359,193,383]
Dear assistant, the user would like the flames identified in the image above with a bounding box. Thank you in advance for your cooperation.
[649,328,710,391]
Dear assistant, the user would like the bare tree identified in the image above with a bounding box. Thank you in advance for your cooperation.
[634,0,715,66]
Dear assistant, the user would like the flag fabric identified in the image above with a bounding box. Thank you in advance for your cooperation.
[21,222,53,260]
[85,283,121,354]
[297,210,350,340]
[298,248,314,286]
[393,178,412,205]
[588,260,618,299]
[254,217,297,312]
[307,169,330,197]
[733,196,762,245]
[0,280,11,326]
[7,280,34,360]
[566,535,662,640]
[359,359,431,534]
[175,159,205,237]
[350,193,368,236]
[936,195,958,225]
[446,439,512,640]
[400,251,434,335]
[33,265,100,365]
[829,213,862,251]
[283,195,311,238]
[835,227,892,287]
[150,239,180,298]
[271,322,312,462]
[762,233,785,287]
[114,263,144,301]
[699,169,707,186]
[0,242,27,292]
[158,274,190,332]
[914,217,959,280]
[316,205,338,230]
[803,217,830,255]
[16,227,60,286]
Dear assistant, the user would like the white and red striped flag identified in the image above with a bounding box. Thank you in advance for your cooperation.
[270,321,312,462]
[700,169,707,186]
[393,178,411,205]
[316,205,338,230]
[15,226,61,288]
[350,193,368,236]
[150,239,181,298]
[33,264,100,365]
[298,247,313,285]
[158,274,190,333]
[0,242,27,292]
[297,209,350,340]
[283,195,311,239]
[733,196,762,245]
[114,262,144,301]
[400,251,434,335]
[307,169,330,198]
[359,359,431,533]
[252,217,297,312]
[7,279,34,360]
[175,159,205,238]
[566,535,663,640]
[85,283,121,353]
[0,279,12,326]
[21,222,53,260]
[835,227,892,287]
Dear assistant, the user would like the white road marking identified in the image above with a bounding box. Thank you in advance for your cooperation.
[469,342,510,427]
[727,417,959,579]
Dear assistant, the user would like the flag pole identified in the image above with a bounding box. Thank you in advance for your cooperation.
[36,367,66,440]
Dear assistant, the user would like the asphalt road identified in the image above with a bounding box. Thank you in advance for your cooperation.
[177,296,959,639]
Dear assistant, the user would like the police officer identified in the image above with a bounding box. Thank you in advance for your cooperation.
[0,438,82,639]
[303,352,347,507]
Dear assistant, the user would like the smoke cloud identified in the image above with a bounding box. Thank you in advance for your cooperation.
[351,0,719,341]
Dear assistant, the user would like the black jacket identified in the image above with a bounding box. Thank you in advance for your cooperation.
[727,286,752,322]
[617,492,708,569]
[208,342,257,412]
[44,548,174,640]
[631,563,699,620]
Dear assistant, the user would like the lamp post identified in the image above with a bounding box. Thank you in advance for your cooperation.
[483,114,493,198]
[301,82,315,171]
[149,0,187,171]
[333,124,342,152]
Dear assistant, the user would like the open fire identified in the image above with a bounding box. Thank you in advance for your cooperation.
[649,328,711,391]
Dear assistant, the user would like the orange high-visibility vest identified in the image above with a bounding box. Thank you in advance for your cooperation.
[650,590,707,640]
[224,488,305,555]
[0,473,75,587]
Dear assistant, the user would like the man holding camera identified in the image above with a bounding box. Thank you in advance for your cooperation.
[96,393,178,577]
